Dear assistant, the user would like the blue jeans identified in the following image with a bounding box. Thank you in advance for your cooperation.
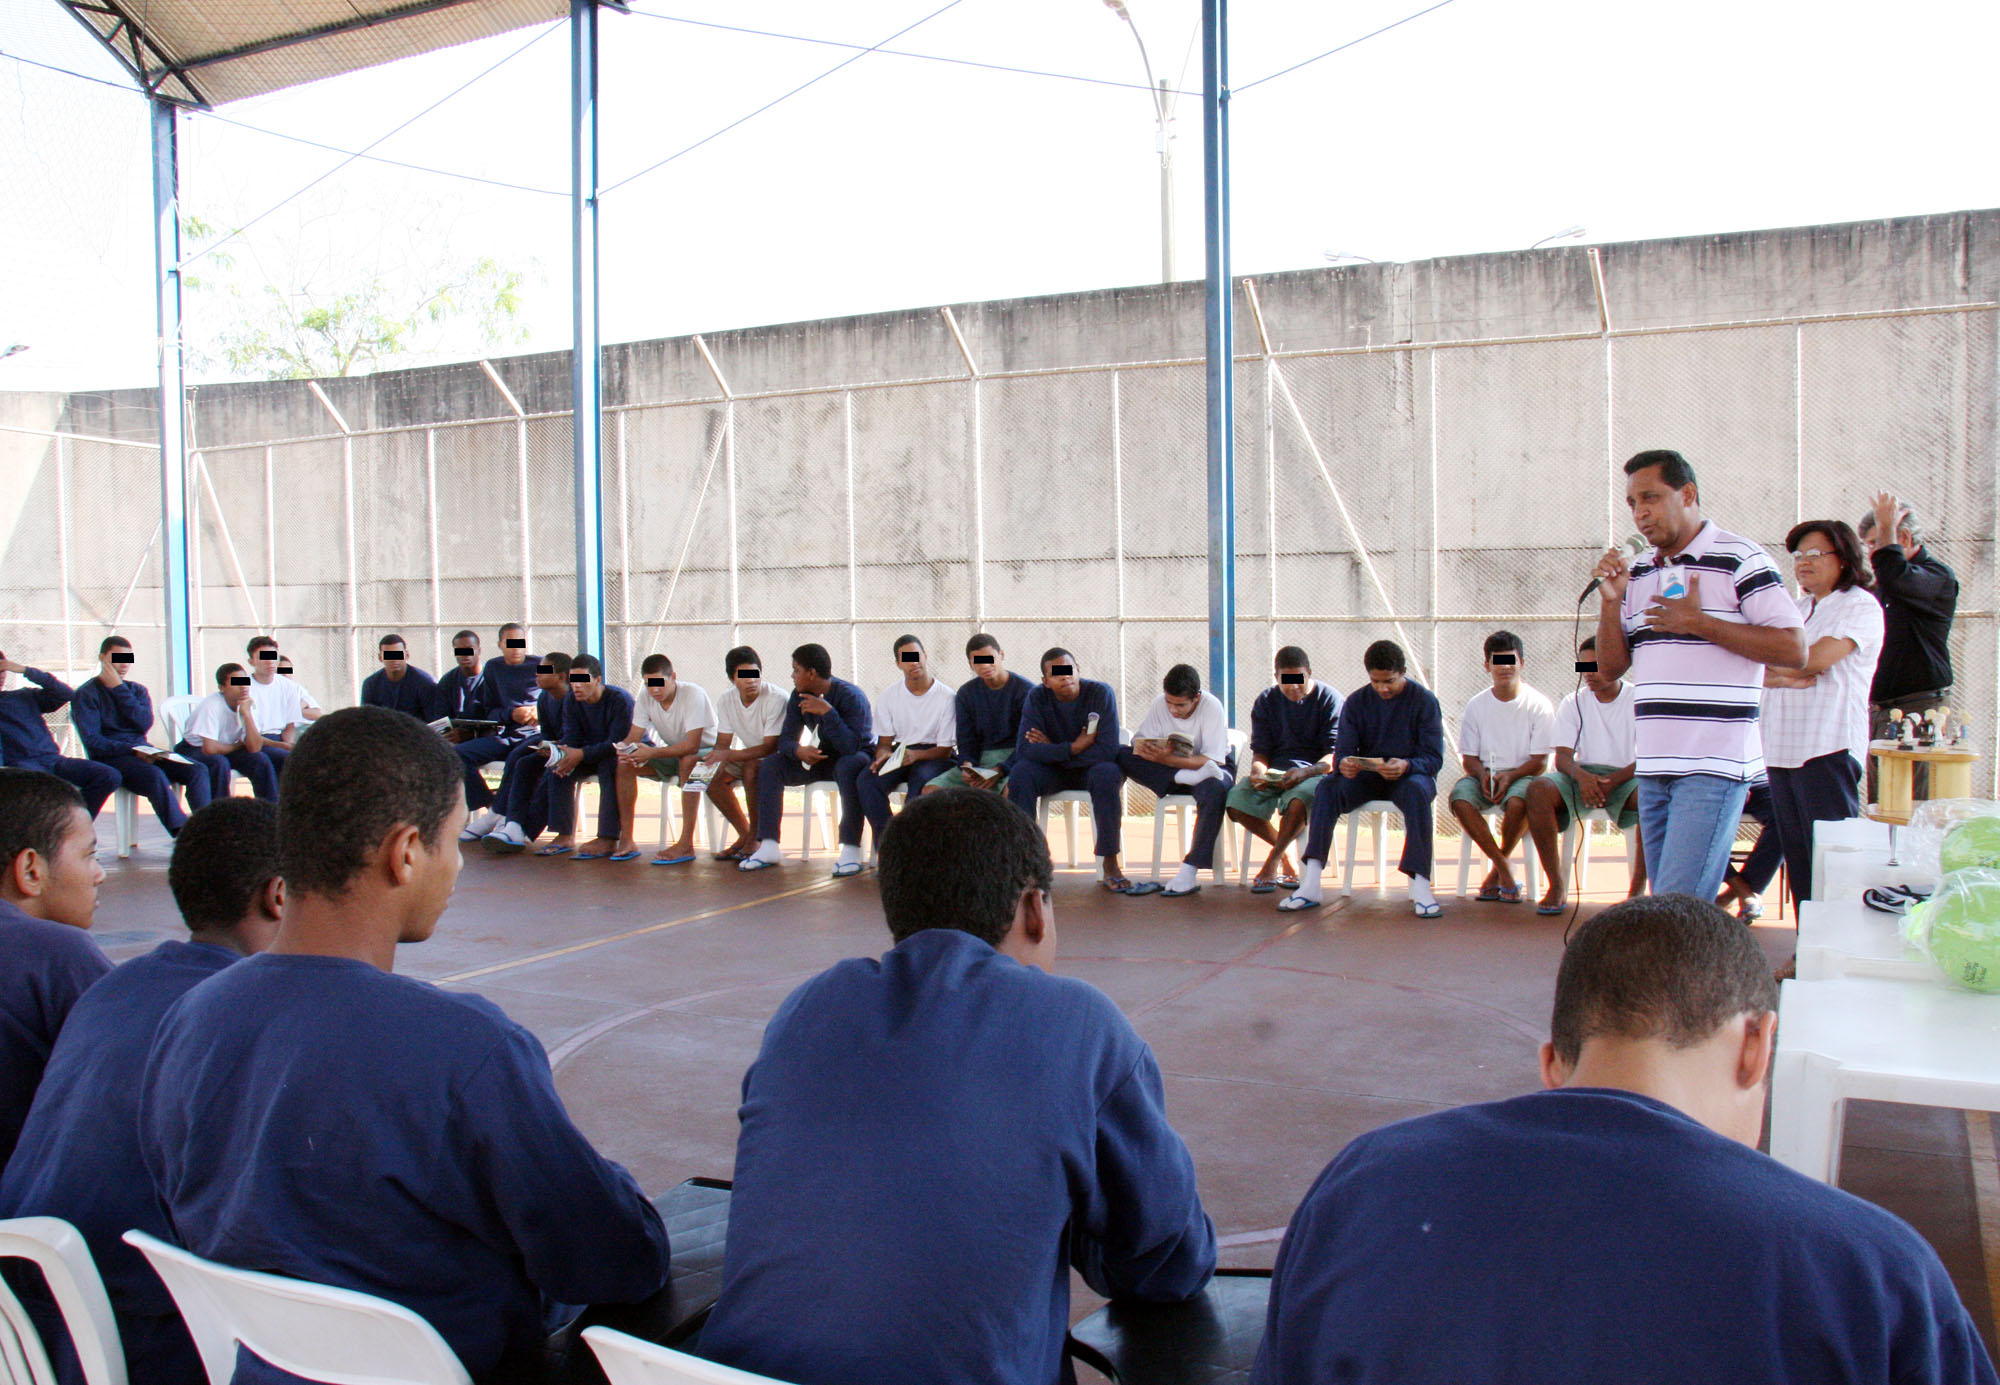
[1637,773,1751,901]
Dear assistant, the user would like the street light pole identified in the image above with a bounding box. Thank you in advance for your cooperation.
[1102,0,1175,282]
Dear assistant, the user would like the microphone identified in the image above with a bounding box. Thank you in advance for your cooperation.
[1578,534,1649,603]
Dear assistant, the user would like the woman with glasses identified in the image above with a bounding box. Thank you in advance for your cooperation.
[1760,520,1883,913]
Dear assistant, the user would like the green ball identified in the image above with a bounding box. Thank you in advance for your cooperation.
[1939,816,2000,876]
[1916,879,2000,993]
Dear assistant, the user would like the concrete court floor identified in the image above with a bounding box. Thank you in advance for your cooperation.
[87,806,1999,1363]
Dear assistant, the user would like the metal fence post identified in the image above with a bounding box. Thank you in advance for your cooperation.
[54,436,74,678]
[571,0,608,660]
[844,391,859,674]
[1201,0,1235,722]
[151,97,193,697]
[425,428,443,671]
[1112,371,1128,707]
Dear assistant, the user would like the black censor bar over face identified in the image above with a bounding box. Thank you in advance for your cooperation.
[505,638,527,648]
[111,653,135,665]
[735,667,759,680]
[569,671,593,683]
[257,650,278,660]
[900,651,921,663]
[646,676,667,687]
[454,646,477,657]
[972,655,995,665]
[1050,664,1075,676]
[383,650,406,660]
[228,676,251,686]
[1575,661,1598,674]
[1491,653,1518,666]
[1280,673,1305,684]
[537,663,555,674]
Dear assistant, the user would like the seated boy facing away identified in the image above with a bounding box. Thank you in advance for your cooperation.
[136,706,670,1384]
[698,788,1216,1385]
[0,797,284,1385]
[1252,893,1997,1385]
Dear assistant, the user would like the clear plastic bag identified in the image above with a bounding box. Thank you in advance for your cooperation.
[1902,799,2000,880]
[1901,867,2000,994]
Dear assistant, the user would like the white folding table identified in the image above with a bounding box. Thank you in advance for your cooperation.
[1809,817,1894,901]
[1792,898,1932,982]
[1768,974,2000,1183]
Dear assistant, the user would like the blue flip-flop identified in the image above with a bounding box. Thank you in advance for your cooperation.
[1161,884,1201,898]
[1121,881,1164,897]
[1277,893,1320,912]
[1536,901,1566,916]
[650,853,696,867]
[1249,879,1277,895]
[534,844,572,857]
[738,856,779,872]
[607,850,643,862]
[1413,899,1444,918]
[572,850,609,861]
[831,862,866,879]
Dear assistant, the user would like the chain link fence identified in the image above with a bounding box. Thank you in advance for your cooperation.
[5,300,1994,823]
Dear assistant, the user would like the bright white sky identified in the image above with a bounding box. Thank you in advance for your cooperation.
[2,0,1995,392]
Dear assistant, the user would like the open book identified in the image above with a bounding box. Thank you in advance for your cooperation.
[427,717,503,736]
[1132,733,1198,759]
[963,763,1003,785]
[686,760,723,789]
[878,742,908,776]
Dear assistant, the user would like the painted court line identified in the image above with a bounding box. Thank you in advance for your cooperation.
[437,878,833,985]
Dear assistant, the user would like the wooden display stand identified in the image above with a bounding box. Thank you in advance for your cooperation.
[1867,741,1980,824]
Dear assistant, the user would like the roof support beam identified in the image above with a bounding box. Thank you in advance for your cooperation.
[1202,0,1235,723]
[152,99,195,696]
[571,0,607,660]
[164,0,485,74]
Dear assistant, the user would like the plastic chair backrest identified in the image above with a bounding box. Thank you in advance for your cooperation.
[159,696,201,751]
[1226,727,1250,772]
[121,1232,469,1385]
[0,1217,127,1385]
[582,1328,794,1385]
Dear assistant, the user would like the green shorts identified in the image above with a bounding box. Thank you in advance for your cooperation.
[1450,773,1535,811]
[637,750,713,784]
[1541,765,1639,831]
[1224,769,1321,819]
[929,747,1013,791]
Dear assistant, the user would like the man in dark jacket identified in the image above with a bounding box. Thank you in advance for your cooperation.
[1861,492,1958,797]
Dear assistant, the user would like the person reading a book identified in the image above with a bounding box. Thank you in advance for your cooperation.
[858,635,959,849]
[612,653,719,865]
[549,655,636,861]
[176,663,282,802]
[457,623,540,824]
[0,647,121,821]
[1279,640,1447,917]
[700,647,788,861]
[476,652,573,853]
[432,629,496,740]
[1116,663,1235,898]
[1006,649,1141,892]
[70,635,211,836]
[927,633,1034,795]
[1448,630,1555,904]
[1525,636,1646,913]
[1227,646,1340,894]
[242,638,307,771]
[360,633,437,719]
[738,644,874,877]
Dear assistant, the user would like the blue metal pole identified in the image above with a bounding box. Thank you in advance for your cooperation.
[151,98,193,698]
[1201,0,1235,721]
[571,0,607,660]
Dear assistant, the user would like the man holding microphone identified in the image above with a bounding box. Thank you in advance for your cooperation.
[1590,450,1805,900]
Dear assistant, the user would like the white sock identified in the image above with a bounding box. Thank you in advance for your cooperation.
[1298,861,1324,901]
[837,844,862,867]
[1170,863,1199,892]
[1173,761,1225,787]
[1409,875,1437,908]
[492,821,526,845]
[747,839,782,865]
[468,808,501,834]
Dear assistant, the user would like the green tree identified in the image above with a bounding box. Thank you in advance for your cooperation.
[182,216,529,381]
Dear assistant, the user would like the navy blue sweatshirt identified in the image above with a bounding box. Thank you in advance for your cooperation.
[778,678,872,762]
[1016,680,1120,768]
[700,929,1215,1385]
[1248,681,1340,768]
[360,665,437,719]
[0,670,72,769]
[482,655,541,744]
[955,672,1034,770]
[1333,680,1444,779]
[0,901,110,1170]
[430,666,497,722]
[561,686,636,769]
[1253,1088,1996,1385]
[138,953,672,1384]
[69,678,158,758]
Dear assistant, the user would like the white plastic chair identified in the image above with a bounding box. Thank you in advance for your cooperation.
[0,1217,126,1385]
[112,790,139,860]
[1147,729,1248,885]
[1340,800,1403,896]
[795,781,840,861]
[158,696,199,752]
[582,1326,794,1385]
[1562,806,1638,897]
[1454,806,1539,900]
[122,1231,470,1385]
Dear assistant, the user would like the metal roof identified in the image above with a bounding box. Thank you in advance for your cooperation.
[54,0,566,107]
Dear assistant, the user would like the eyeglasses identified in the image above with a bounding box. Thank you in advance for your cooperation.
[1791,548,1834,564]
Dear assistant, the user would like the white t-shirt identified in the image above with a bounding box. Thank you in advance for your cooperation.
[1134,691,1232,765]
[184,692,250,749]
[1762,584,1885,770]
[717,680,788,745]
[1551,684,1637,769]
[1459,684,1555,773]
[288,676,322,711]
[244,673,308,733]
[874,677,959,747]
[634,680,718,751]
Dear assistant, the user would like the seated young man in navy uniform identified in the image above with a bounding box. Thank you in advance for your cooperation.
[0,650,119,819]
[1,797,283,1385]
[737,643,874,877]
[359,632,437,719]
[136,707,671,1383]
[1005,648,1141,892]
[70,635,211,838]
[699,788,1216,1385]
[1253,893,1998,1385]
[0,769,109,1171]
